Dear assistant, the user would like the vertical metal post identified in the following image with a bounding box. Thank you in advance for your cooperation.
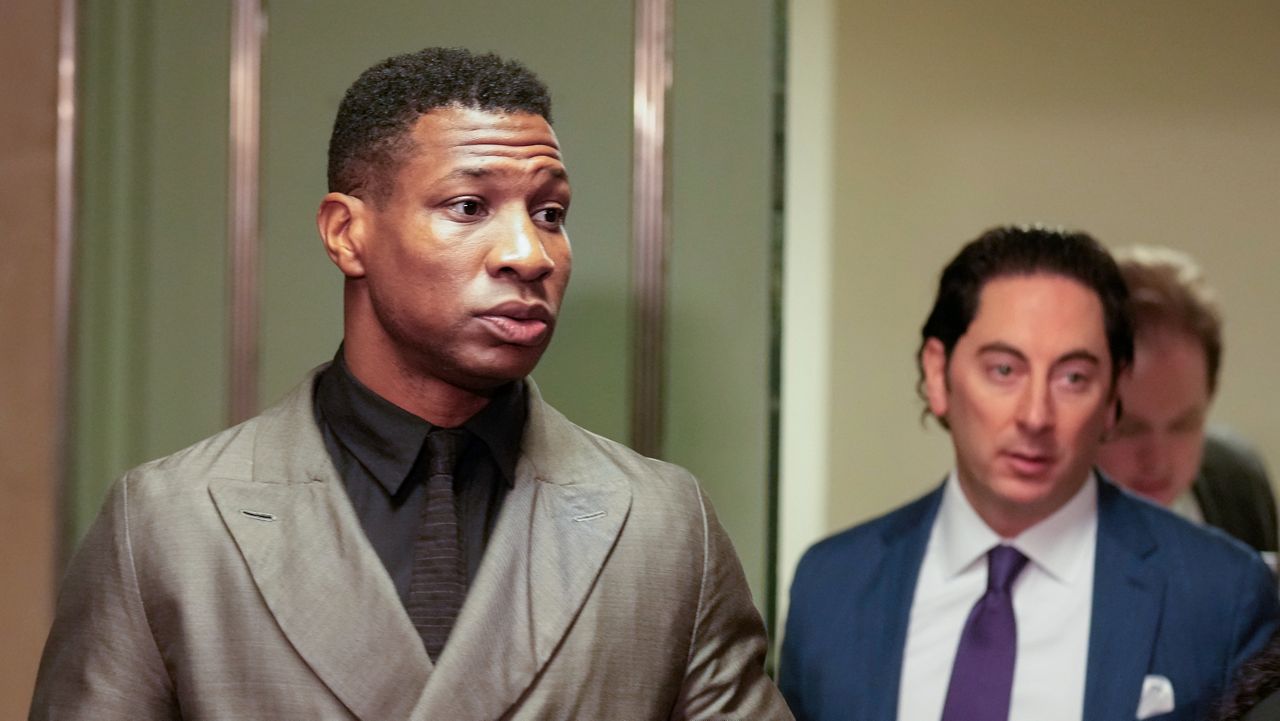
[54,0,78,568]
[228,0,265,424]
[630,0,673,457]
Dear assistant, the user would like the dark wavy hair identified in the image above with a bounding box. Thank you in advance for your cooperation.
[1214,632,1280,721]
[327,47,552,204]
[916,225,1134,427]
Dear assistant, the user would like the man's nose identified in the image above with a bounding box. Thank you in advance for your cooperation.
[1134,433,1166,474]
[1016,379,1055,433]
[487,209,555,281]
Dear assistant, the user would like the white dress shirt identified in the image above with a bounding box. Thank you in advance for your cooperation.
[897,472,1098,721]
[1169,489,1205,525]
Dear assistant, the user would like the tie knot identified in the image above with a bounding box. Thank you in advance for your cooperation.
[425,428,466,478]
[987,545,1028,593]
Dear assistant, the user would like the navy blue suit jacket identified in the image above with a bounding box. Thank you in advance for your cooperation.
[780,477,1279,721]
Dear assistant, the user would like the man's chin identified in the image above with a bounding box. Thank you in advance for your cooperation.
[1126,483,1178,508]
[992,472,1084,512]
[450,353,545,392]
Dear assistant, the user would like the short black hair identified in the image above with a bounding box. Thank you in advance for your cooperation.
[916,225,1134,418]
[327,47,553,204]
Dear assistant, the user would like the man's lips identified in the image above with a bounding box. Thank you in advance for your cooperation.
[476,301,554,346]
[1001,450,1056,477]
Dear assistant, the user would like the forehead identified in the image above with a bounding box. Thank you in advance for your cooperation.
[1134,323,1206,364]
[965,273,1110,356]
[1130,325,1209,391]
[404,106,563,170]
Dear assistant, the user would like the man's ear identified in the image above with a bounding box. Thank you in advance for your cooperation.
[922,337,950,419]
[317,192,369,278]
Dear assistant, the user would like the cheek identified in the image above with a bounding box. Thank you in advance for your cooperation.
[551,230,572,259]
[410,243,486,290]
[1171,434,1206,480]
[948,397,1001,457]
[548,246,572,286]
[547,240,572,287]
[951,383,1010,434]
[1063,401,1113,449]
[557,250,573,286]
[1096,439,1137,473]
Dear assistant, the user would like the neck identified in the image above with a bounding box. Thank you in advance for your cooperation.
[954,471,1090,539]
[973,502,1042,540]
[341,339,494,429]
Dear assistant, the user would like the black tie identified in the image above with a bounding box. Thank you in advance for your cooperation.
[406,428,467,661]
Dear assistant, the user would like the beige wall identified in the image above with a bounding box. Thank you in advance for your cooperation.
[0,0,60,715]
[782,0,1280,591]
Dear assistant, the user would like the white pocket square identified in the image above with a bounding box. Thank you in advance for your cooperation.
[1136,674,1176,719]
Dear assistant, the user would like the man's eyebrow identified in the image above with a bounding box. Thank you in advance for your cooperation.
[1054,349,1102,366]
[443,167,492,180]
[976,342,1028,361]
[977,343,1102,368]
[440,165,569,181]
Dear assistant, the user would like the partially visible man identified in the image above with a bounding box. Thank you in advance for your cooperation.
[780,226,1279,721]
[31,47,790,720]
[1098,245,1278,555]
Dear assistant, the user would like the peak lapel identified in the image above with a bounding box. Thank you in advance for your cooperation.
[410,382,632,720]
[1083,480,1165,720]
[210,370,431,721]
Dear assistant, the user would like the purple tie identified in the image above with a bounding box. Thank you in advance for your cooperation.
[941,544,1030,721]
[406,428,467,661]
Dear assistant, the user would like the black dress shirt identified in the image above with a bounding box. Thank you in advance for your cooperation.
[313,349,525,606]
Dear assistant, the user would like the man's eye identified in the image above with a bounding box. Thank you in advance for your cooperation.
[450,200,482,216]
[535,207,566,225]
[1058,370,1093,390]
[1111,421,1140,439]
[991,364,1013,377]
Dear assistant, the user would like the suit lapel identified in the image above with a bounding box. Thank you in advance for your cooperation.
[409,381,632,720]
[862,487,942,721]
[1083,478,1165,720]
[209,370,431,721]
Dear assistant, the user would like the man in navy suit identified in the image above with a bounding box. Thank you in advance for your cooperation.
[780,226,1279,721]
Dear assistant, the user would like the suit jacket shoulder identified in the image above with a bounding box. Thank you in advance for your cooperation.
[1088,479,1280,720]
[794,489,942,571]
[781,486,943,721]
[522,396,707,518]
[1193,427,1278,553]
[512,387,792,718]
[30,372,351,720]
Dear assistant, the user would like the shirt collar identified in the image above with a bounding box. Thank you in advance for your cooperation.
[316,348,525,496]
[1169,488,1205,524]
[462,377,525,487]
[936,469,1099,585]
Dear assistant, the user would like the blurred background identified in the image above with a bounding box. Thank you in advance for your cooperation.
[2,0,1277,716]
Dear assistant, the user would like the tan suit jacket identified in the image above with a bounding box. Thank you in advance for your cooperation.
[31,368,791,720]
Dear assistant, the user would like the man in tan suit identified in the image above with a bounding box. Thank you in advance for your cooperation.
[31,48,790,720]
